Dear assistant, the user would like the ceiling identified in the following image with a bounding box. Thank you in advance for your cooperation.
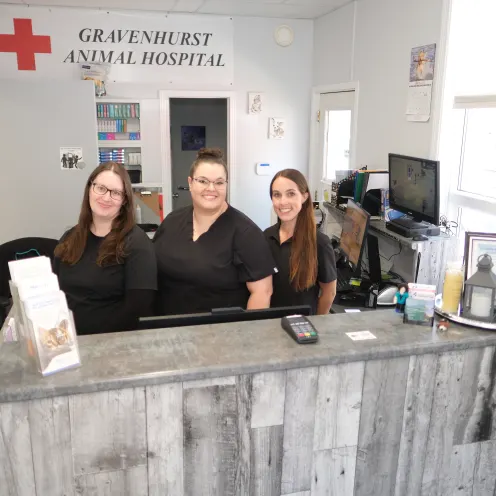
[1,0,354,19]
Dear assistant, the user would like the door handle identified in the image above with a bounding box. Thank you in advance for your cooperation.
[172,193,179,199]
[177,186,190,191]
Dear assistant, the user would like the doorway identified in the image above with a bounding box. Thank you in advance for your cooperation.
[318,90,356,182]
[308,83,359,198]
[160,91,236,215]
[169,98,228,210]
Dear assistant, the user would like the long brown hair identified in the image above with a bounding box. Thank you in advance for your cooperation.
[270,169,317,291]
[189,147,228,179]
[54,162,135,266]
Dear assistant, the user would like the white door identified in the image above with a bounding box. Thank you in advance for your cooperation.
[169,98,228,211]
[0,80,98,244]
[318,91,356,183]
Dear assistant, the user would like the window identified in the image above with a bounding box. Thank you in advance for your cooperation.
[442,97,496,259]
[458,107,496,200]
[324,110,352,180]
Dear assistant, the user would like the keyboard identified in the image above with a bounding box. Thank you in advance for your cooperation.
[336,272,353,292]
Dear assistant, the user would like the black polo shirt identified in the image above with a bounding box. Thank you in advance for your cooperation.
[153,205,275,315]
[53,226,157,335]
[264,224,337,314]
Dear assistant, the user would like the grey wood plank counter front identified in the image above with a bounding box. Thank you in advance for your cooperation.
[1,311,496,495]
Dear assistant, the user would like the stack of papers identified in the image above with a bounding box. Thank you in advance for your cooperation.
[8,256,81,376]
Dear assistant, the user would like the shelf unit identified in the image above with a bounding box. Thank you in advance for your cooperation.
[96,100,142,186]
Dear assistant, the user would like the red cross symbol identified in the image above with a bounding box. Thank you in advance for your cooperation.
[0,18,51,70]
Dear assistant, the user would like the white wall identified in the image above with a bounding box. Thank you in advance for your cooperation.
[233,17,313,228]
[60,15,313,229]
[0,9,313,231]
[313,0,446,169]
[313,2,355,86]
[0,80,99,244]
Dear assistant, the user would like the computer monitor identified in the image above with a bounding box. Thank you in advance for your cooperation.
[388,153,440,225]
[138,305,312,330]
[339,200,370,272]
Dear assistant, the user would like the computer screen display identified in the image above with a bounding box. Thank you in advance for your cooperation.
[388,154,440,224]
[339,200,370,270]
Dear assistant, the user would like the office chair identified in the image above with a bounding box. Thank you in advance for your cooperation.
[0,237,58,325]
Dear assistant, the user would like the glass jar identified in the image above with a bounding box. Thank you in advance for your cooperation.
[442,261,464,314]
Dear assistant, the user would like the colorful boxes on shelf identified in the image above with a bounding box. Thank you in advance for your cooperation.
[99,149,125,165]
[96,103,140,118]
[98,132,140,141]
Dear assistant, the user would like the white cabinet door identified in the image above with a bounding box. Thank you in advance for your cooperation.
[0,80,98,243]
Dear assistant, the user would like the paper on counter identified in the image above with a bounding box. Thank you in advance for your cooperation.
[346,330,377,341]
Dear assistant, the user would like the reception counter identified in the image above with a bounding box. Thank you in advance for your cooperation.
[1,311,496,496]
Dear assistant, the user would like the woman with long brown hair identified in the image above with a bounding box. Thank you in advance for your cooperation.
[265,169,337,314]
[53,162,157,334]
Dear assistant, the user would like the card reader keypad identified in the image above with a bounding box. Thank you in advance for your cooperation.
[281,316,318,344]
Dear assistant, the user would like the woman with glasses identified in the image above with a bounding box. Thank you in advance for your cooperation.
[153,148,274,315]
[265,169,337,315]
[53,162,157,335]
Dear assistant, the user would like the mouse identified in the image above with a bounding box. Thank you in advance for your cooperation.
[413,234,428,241]
[377,286,398,306]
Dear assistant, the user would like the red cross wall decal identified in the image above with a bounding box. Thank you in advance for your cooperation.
[0,18,51,70]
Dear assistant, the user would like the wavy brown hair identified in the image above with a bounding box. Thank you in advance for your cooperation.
[189,147,228,179]
[54,162,135,266]
[270,169,317,291]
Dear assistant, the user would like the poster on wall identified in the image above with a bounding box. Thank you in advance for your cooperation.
[248,92,264,114]
[60,147,84,170]
[406,43,436,122]
[268,118,286,140]
[0,5,234,85]
[181,126,206,151]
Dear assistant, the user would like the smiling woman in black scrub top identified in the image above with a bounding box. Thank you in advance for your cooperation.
[53,162,157,335]
[153,148,274,315]
[264,169,337,315]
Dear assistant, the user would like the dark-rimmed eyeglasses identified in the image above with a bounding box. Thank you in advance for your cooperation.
[92,182,125,201]
[192,177,228,189]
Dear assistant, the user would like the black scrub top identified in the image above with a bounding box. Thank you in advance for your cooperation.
[153,205,275,315]
[264,224,337,314]
[53,226,157,335]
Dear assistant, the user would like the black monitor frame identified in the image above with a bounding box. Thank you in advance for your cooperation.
[388,153,440,225]
[339,199,371,273]
[138,305,312,330]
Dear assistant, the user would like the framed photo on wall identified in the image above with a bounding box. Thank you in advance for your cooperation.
[181,126,206,151]
[248,92,264,114]
[464,232,496,280]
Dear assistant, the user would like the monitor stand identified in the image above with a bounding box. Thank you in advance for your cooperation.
[386,216,440,238]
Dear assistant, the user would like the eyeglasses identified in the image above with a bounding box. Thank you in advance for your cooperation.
[192,177,228,189]
[92,183,125,201]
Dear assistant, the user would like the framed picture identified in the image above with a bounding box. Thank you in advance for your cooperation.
[248,92,264,114]
[268,117,286,140]
[464,232,496,280]
[181,126,206,151]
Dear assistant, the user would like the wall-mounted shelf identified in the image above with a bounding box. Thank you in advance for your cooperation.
[98,140,141,148]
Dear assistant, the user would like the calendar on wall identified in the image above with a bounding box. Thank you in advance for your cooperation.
[406,44,436,122]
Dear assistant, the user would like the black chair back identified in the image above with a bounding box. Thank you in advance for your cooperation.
[0,238,58,324]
